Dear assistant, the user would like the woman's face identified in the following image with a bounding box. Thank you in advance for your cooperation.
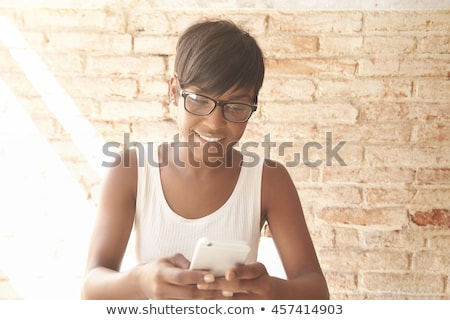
[169,76,255,167]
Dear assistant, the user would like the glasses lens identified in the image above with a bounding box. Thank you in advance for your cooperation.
[184,93,215,115]
[223,104,253,122]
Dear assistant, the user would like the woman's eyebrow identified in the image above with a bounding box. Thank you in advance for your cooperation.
[200,91,253,101]
[186,85,253,101]
[227,94,253,101]
[235,91,254,98]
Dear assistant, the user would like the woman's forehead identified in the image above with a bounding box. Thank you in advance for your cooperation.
[184,83,255,101]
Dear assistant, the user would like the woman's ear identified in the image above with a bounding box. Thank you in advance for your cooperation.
[168,75,178,106]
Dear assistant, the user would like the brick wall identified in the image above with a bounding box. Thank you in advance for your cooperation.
[0,1,449,299]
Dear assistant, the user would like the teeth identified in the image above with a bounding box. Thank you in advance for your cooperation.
[198,134,223,143]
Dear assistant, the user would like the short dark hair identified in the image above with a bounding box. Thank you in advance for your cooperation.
[174,19,265,103]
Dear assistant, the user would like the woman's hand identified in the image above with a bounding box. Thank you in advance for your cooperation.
[136,253,224,300]
[196,262,274,299]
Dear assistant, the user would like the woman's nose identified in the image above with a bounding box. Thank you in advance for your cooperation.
[204,104,227,128]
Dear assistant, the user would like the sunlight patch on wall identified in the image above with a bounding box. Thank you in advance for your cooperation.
[0,16,105,299]
[0,16,105,179]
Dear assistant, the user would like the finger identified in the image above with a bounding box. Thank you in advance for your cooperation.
[226,262,267,280]
[167,253,191,269]
[197,277,247,295]
[197,279,255,299]
[167,253,216,283]
[156,254,214,286]
[152,283,226,300]
[162,267,214,286]
[197,276,231,290]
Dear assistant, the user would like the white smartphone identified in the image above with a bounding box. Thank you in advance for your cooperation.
[189,237,251,276]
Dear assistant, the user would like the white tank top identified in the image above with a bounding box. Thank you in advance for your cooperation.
[134,143,264,264]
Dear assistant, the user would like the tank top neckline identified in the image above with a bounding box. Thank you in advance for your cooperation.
[152,143,247,223]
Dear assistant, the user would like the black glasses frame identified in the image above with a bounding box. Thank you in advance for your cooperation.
[179,90,257,123]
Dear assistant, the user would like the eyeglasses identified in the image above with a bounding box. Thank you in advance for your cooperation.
[179,90,257,123]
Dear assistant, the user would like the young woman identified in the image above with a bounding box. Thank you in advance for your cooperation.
[81,19,329,300]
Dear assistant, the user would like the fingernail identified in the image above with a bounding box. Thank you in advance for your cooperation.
[222,290,234,297]
[203,274,215,283]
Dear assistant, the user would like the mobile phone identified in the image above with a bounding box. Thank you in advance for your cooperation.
[189,237,251,276]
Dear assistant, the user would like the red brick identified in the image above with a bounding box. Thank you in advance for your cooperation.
[99,100,166,121]
[317,79,412,99]
[364,11,450,33]
[20,9,123,32]
[418,35,450,54]
[299,186,362,207]
[399,57,450,77]
[309,227,334,248]
[411,209,450,227]
[126,11,170,34]
[167,11,268,36]
[414,124,450,145]
[334,227,360,247]
[417,168,450,185]
[361,272,444,294]
[46,32,132,53]
[360,102,450,122]
[258,35,319,57]
[359,57,448,78]
[266,58,356,77]
[269,11,363,33]
[262,101,358,124]
[38,52,85,74]
[260,77,315,101]
[365,146,447,167]
[363,36,416,54]
[362,230,425,249]
[426,235,450,250]
[323,143,364,167]
[413,250,450,272]
[319,248,409,272]
[365,187,416,206]
[357,58,400,77]
[59,76,138,99]
[291,123,411,144]
[331,292,364,299]
[318,207,407,230]
[411,189,450,207]
[320,35,363,55]
[137,77,170,100]
[285,166,311,183]
[365,292,446,299]
[322,270,357,293]
[86,55,166,76]
[415,79,450,101]
[129,118,178,142]
[323,167,415,184]
[134,35,178,55]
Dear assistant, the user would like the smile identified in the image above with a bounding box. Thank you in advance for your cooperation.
[195,132,225,143]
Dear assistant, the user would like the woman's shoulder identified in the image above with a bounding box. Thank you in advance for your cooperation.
[261,159,297,199]
[262,158,290,176]
[100,146,140,199]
